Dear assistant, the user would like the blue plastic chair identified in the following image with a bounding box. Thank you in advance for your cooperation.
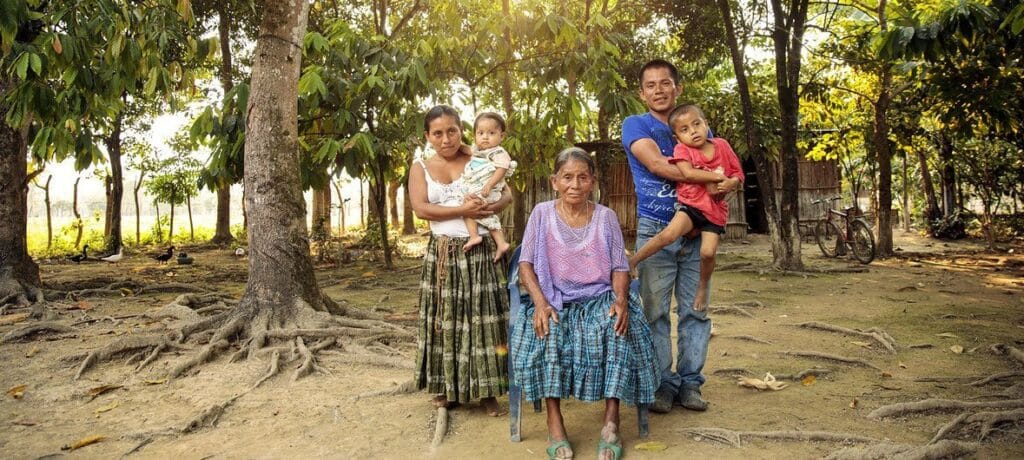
[506,246,650,442]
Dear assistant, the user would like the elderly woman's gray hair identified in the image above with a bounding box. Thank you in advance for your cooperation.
[553,147,596,175]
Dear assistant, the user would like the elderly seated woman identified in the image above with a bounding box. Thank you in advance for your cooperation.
[511,148,658,460]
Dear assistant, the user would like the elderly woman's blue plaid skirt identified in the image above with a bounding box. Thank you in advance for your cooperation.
[510,290,658,405]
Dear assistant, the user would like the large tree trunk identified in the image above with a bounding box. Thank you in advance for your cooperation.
[210,2,235,246]
[103,113,125,252]
[915,148,940,223]
[0,75,42,306]
[239,0,339,321]
[768,0,808,270]
[872,0,894,257]
[402,182,416,235]
[311,185,331,237]
[939,133,956,217]
[716,0,784,261]
[387,180,400,229]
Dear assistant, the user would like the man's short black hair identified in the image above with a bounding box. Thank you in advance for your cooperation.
[638,59,680,86]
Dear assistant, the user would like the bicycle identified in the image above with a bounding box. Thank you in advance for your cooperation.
[812,196,875,264]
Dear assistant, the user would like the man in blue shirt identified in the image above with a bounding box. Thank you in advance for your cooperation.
[621,59,711,414]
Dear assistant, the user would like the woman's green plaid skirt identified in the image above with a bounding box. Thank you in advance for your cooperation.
[415,234,509,403]
[510,290,658,406]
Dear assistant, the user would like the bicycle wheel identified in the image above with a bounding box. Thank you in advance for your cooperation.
[815,220,842,258]
[849,219,875,264]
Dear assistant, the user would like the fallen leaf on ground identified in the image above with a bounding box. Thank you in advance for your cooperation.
[850,341,872,349]
[62,435,106,451]
[801,375,817,386]
[94,400,119,416]
[87,384,123,400]
[0,312,30,326]
[362,271,376,278]
[26,346,39,358]
[143,378,168,385]
[7,384,27,399]
[738,372,788,391]
[898,362,907,369]
[634,441,668,452]
[849,398,858,409]
[880,372,893,378]
[11,419,37,426]
[936,332,959,339]
[950,345,964,354]
[68,300,93,311]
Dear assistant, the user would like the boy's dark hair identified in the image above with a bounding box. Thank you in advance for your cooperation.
[668,103,706,127]
[474,112,507,132]
[424,105,461,131]
[638,59,680,86]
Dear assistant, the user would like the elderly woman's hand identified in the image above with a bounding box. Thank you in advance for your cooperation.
[608,296,629,336]
[532,302,559,338]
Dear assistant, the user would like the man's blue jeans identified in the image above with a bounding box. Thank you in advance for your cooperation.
[636,217,711,397]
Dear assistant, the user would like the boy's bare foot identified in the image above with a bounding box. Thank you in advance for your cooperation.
[493,241,510,262]
[481,397,504,416]
[692,286,709,312]
[462,235,483,252]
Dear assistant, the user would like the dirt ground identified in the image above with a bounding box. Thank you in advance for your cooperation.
[1,230,1023,459]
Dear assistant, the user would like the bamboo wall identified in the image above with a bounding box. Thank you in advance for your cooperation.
[771,158,842,234]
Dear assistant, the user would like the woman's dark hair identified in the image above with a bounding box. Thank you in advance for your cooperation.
[423,105,461,132]
[639,59,679,86]
[474,112,507,132]
[554,147,596,176]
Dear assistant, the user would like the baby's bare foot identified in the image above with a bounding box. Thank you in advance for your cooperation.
[462,235,483,253]
[493,242,510,262]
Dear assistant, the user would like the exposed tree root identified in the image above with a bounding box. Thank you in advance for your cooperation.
[708,306,755,318]
[325,352,414,370]
[968,371,1024,387]
[432,407,449,447]
[1,322,75,343]
[796,322,897,353]
[181,394,243,433]
[353,379,417,401]
[928,408,1024,443]
[724,335,772,344]
[136,283,210,295]
[74,335,178,380]
[712,367,751,376]
[774,368,833,381]
[929,413,970,444]
[991,344,1024,367]
[868,398,1024,420]
[825,440,976,460]
[912,376,975,383]
[782,351,882,370]
[685,427,876,448]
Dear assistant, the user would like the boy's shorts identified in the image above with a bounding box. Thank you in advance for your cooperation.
[675,203,725,235]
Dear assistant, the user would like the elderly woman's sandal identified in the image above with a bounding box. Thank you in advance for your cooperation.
[546,437,573,460]
[597,438,622,460]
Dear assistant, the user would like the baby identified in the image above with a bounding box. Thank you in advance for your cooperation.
[629,103,744,311]
[462,112,515,261]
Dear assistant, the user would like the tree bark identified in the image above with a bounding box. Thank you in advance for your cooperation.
[73,177,83,248]
[915,147,939,222]
[387,180,400,229]
[768,0,808,270]
[872,0,894,256]
[939,133,956,216]
[332,179,345,234]
[103,112,125,252]
[39,175,52,249]
[134,173,144,245]
[210,2,235,246]
[402,182,416,234]
[154,201,162,243]
[716,0,784,262]
[0,74,41,304]
[311,185,331,237]
[169,190,176,243]
[239,0,339,324]
[187,193,194,241]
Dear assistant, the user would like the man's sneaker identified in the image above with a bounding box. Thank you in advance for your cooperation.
[650,388,674,413]
[678,387,708,411]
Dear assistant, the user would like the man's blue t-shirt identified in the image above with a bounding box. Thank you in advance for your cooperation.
[622,113,677,224]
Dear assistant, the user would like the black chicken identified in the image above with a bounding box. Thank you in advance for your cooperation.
[69,245,89,263]
[154,246,175,263]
